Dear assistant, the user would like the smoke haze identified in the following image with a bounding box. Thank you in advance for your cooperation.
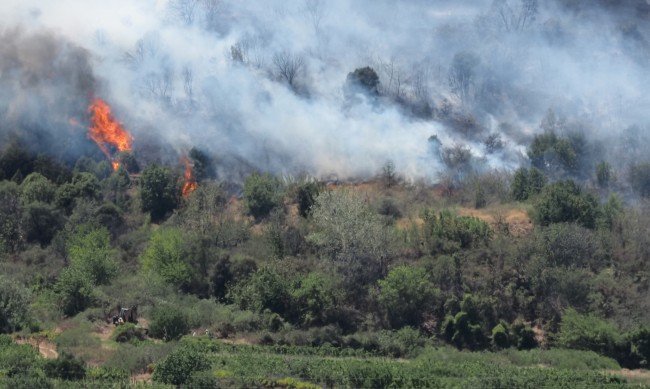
[0,0,648,181]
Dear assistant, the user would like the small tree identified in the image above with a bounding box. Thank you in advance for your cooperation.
[243,173,282,219]
[533,180,598,228]
[67,227,117,285]
[140,164,179,222]
[377,265,437,328]
[55,266,95,316]
[0,277,31,333]
[44,352,86,381]
[19,173,55,204]
[149,305,189,341]
[152,345,209,385]
[141,228,193,287]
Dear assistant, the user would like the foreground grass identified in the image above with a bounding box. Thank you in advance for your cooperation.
[148,337,633,388]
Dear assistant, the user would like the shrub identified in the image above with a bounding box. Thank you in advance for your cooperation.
[43,352,86,381]
[149,305,189,341]
[243,173,282,219]
[232,266,292,317]
[0,277,31,333]
[67,227,117,285]
[112,323,147,343]
[557,309,623,359]
[152,345,210,385]
[140,164,179,222]
[377,266,437,329]
[492,322,510,349]
[55,266,95,316]
[141,228,193,287]
[20,173,55,204]
[533,180,598,228]
[422,210,492,254]
[21,202,63,246]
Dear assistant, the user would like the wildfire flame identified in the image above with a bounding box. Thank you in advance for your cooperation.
[88,98,133,171]
[181,156,198,197]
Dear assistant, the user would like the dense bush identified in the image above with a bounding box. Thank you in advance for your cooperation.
[149,305,190,341]
[141,227,193,287]
[152,345,210,385]
[0,278,31,333]
[533,180,598,228]
[243,173,283,219]
[43,352,86,381]
[422,210,492,254]
[140,164,179,222]
[377,266,438,329]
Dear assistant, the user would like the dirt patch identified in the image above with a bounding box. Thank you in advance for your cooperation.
[15,336,58,359]
[606,369,650,385]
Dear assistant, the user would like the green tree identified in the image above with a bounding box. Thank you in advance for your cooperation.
[557,308,623,359]
[43,352,86,381]
[533,180,598,228]
[140,164,179,222]
[148,305,189,341]
[292,272,341,326]
[377,266,437,329]
[296,181,320,218]
[0,277,31,333]
[243,172,282,219]
[21,202,63,246]
[67,227,117,285]
[55,266,95,316]
[232,266,292,317]
[0,181,23,252]
[152,345,209,385]
[20,173,55,204]
[141,228,192,287]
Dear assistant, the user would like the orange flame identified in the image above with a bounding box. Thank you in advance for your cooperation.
[181,156,198,197]
[88,98,133,170]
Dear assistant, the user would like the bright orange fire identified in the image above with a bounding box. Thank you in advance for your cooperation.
[181,156,198,197]
[88,98,133,170]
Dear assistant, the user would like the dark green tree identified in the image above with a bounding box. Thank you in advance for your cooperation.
[377,265,437,329]
[19,173,55,204]
[140,164,179,222]
[243,173,282,219]
[345,66,380,96]
[533,180,598,228]
[148,305,189,341]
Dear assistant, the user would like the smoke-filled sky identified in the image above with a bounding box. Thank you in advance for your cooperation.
[0,0,648,181]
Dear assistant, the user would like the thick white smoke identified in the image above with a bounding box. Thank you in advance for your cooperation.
[0,0,648,181]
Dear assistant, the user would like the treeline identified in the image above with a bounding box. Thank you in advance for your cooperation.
[0,132,649,386]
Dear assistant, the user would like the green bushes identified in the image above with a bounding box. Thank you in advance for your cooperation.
[243,173,283,219]
[112,323,147,343]
[141,227,193,288]
[422,210,492,254]
[377,266,438,328]
[232,266,292,318]
[152,344,210,385]
[140,164,179,222]
[0,277,31,333]
[533,180,598,228]
[149,305,190,341]
[511,167,546,201]
[43,352,86,381]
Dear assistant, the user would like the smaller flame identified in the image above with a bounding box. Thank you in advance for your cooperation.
[181,156,198,197]
[88,98,133,171]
